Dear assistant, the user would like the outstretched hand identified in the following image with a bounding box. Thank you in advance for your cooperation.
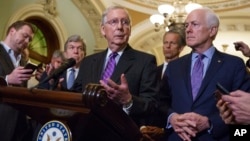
[99,73,132,105]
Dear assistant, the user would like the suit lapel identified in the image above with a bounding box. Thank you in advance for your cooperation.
[92,51,107,81]
[158,64,164,79]
[0,44,15,75]
[111,46,135,83]
[182,54,194,101]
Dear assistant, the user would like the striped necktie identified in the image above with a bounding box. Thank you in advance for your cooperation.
[102,52,118,83]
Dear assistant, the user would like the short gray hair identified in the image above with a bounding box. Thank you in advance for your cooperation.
[52,50,65,61]
[64,34,86,55]
[101,5,131,25]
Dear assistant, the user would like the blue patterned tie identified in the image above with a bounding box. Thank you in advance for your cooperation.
[191,54,204,100]
[67,68,75,89]
[102,52,118,83]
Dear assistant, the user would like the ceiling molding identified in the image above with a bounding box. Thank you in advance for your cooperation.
[72,0,250,64]
[71,0,107,51]
[127,0,250,12]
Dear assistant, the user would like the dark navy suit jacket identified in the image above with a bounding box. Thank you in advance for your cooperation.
[158,49,250,141]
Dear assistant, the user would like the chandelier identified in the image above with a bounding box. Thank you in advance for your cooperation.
[150,0,202,32]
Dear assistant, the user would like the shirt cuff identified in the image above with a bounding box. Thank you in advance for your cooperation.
[166,113,176,129]
[5,75,9,85]
[207,119,213,134]
[122,99,133,115]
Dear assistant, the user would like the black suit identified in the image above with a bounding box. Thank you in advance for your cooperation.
[0,44,34,141]
[157,64,164,80]
[73,45,159,124]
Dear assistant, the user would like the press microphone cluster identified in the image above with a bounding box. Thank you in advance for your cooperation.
[39,58,76,84]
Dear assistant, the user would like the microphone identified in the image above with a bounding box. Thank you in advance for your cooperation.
[39,58,76,84]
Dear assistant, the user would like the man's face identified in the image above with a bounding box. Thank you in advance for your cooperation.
[101,8,131,51]
[9,25,34,54]
[64,41,85,64]
[185,10,212,49]
[163,33,183,61]
[51,57,63,69]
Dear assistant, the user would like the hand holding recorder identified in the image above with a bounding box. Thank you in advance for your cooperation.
[24,62,43,74]
[215,83,235,124]
[218,90,250,125]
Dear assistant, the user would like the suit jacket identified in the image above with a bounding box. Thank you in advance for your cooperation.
[157,64,164,80]
[158,49,250,141]
[73,45,159,125]
[0,44,33,141]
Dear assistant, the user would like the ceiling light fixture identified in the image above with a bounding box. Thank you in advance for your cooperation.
[150,0,202,32]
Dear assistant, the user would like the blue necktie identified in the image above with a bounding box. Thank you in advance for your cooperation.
[67,68,75,89]
[191,54,204,100]
[102,52,118,83]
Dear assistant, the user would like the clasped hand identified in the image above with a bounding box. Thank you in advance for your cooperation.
[170,112,210,141]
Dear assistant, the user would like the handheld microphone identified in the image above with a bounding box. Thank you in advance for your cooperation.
[39,58,76,84]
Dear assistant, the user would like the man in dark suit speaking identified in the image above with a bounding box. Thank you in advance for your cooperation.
[73,5,158,126]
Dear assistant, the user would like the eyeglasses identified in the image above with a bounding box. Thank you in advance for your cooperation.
[105,18,130,27]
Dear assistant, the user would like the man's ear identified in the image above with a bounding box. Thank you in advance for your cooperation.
[101,25,106,37]
[210,26,218,37]
[9,27,16,35]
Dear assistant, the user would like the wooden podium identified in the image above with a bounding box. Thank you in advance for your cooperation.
[0,83,142,141]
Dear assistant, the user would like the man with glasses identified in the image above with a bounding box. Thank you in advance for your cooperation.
[72,5,159,140]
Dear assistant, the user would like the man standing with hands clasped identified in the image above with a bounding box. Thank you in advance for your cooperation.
[158,7,250,141]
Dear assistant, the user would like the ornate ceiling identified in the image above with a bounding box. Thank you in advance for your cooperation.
[72,0,250,64]
[126,0,250,12]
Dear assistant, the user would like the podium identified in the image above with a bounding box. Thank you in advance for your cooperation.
[0,83,142,141]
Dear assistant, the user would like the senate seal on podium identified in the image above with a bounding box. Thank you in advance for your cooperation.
[37,120,72,141]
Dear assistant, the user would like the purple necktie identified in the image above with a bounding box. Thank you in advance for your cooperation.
[191,54,204,100]
[102,52,118,83]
